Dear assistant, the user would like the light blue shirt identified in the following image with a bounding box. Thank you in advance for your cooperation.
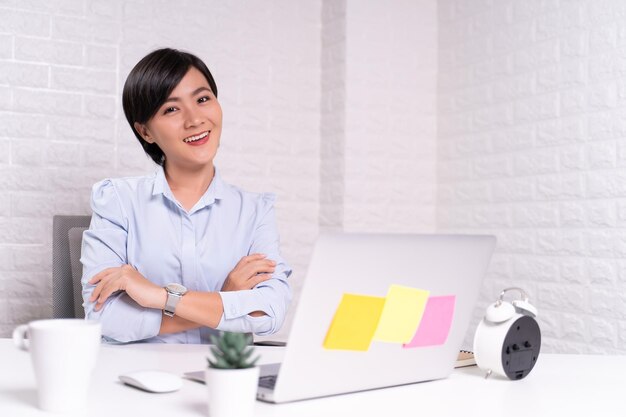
[80,166,292,344]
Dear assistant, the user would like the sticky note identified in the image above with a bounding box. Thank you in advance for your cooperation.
[373,285,430,344]
[323,294,386,351]
[404,295,456,348]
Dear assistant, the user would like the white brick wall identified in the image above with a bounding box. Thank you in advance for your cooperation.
[0,0,322,339]
[320,0,347,232]
[4,0,621,355]
[342,0,438,233]
[439,0,626,353]
[309,0,439,338]
[0,0,437,341]
[320,0,438,235]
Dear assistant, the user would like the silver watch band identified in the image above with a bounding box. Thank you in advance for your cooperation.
[163,291,181,317]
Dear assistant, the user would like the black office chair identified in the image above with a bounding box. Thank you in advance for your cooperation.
[52,215,91,319]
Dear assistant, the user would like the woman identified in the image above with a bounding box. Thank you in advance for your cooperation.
[81,48,292,343]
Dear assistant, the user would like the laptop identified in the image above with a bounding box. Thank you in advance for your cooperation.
[186,233,496,403]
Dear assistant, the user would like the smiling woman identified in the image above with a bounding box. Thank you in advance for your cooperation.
[79,48,292,344]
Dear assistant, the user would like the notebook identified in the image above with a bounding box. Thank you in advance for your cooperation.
[455,350,476,368]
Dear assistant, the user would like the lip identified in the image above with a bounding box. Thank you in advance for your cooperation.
[184,130,210,146]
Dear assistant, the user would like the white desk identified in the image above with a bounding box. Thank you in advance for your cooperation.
[0,338,624,416]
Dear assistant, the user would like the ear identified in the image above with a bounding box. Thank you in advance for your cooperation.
[134,122,154,144]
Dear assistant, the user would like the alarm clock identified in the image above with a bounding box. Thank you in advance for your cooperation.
[473,287,541,380]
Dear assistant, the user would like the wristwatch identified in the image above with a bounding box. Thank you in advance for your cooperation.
[163,283,187,317]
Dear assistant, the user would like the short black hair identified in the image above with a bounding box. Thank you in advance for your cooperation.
[122,48,218,166]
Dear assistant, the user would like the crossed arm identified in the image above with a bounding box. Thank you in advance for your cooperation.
[88,254,276,335]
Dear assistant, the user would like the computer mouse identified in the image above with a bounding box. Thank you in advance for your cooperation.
[119,370,183,393]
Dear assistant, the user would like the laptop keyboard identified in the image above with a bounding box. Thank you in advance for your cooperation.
[258,374,278,390]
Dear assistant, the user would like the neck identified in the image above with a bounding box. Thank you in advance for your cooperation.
[164,162,215,196]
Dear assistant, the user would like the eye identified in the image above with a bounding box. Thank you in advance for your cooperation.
[198,96,210,103]
[163,106,177,114]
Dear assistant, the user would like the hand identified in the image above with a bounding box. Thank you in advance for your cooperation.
[221,254,276,292]
[88,265,166,311]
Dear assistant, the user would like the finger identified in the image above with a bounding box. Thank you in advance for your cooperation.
[245,260,276,276]
[95,295,110,312]
[97,281,122,306]
[247,273,273,288]
[252,266,276,277]
[94,294,107,311]
[233,254,266,272]
[243,259,276,272]
[89,266,122,284]
[242,253,266,264]
[90,281,109,303]
[88,268,114,285]
[248,259,276,268]
[89,278,106,302]
[89,270,116,302]
[94,273,125,307]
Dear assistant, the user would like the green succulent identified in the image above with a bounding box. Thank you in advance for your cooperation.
[207,332,259,369]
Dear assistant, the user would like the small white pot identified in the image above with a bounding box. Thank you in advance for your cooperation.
[205,366,260,417]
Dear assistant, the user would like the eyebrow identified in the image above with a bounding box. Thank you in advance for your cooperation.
[163,86,213,104]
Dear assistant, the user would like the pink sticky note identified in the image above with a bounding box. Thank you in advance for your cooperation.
[403,295,456,348]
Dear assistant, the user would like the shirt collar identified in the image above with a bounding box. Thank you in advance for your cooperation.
[152,166,168,197]
[152,165,225,211]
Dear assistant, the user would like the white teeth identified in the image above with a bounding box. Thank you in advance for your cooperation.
[183,131,209,143]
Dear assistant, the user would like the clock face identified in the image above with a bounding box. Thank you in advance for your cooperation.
[166,283,187,294]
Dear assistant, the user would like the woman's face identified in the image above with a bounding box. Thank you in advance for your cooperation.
[135,66,222,171]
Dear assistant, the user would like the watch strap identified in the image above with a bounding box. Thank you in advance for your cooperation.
[164,289,182,317]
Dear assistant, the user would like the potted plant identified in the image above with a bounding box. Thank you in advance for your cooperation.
[205,332,260,417]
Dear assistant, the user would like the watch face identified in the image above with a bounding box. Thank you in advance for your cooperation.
[166,283,187,294]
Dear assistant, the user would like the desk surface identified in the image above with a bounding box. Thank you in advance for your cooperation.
[0,339,624,417]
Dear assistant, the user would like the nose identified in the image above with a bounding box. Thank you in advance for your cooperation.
[183,106,204,129]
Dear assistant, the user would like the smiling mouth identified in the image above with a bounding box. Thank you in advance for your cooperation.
[182,131,209,143]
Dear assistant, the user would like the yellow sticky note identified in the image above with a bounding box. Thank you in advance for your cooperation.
[373,285,430,343]
[323,294,386,351]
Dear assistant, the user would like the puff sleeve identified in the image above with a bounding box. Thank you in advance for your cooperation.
[80,180,162,343]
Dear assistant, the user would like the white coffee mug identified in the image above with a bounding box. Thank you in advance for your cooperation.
[13,319,102,412]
